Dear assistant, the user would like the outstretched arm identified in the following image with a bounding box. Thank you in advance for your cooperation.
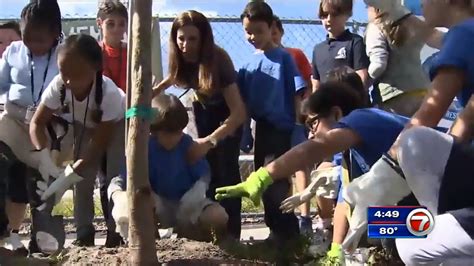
[266,128,359,180]
[215,128,361,204]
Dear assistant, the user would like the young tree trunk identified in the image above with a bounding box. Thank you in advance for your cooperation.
[126,0,157,264]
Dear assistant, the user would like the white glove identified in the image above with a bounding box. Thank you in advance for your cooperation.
[177,180,208,224]
[280,167,340,213]
[36,164,84,210]
[342,155,410,251]
[364,0,411,22]
[37,149,62,182]
[314,166,341,199]
[111,191,129,240]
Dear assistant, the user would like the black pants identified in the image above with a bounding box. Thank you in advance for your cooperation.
[0,142,30,236]
[0,141,45,241]
[206,135,242,239]
[98,156,117,236]
[254,121,299,239]
[193,98,243,239]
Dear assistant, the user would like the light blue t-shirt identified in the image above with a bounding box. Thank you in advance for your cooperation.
[430,19,474,107]
[0,41,59,108]
[237,47,306,131]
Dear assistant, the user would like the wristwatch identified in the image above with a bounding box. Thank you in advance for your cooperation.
[208,136,218,148]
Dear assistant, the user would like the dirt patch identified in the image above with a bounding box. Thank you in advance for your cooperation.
[0,247,54,266]
[59,239,269,265]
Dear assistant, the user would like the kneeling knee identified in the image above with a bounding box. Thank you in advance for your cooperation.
[200,203,228,229]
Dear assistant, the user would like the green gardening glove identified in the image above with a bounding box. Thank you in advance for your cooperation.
[215,167,273,206]
[321,243,345,266]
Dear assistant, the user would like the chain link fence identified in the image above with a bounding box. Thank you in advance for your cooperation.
[67,15,365,181]
[165,16,367,180]
[0,15,367,186]
[157,16,367,71]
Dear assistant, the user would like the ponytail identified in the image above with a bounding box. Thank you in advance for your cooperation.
[92,71,104,124]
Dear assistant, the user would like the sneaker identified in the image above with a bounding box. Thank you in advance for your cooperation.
[3,232,25,251]
[314,217,332,231]
[298,216,313,235]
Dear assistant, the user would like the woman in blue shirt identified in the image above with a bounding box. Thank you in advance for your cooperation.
[0,0,63,253]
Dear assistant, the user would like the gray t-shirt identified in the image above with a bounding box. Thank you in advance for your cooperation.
[365,23,429,102]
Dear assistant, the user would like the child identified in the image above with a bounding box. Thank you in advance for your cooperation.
[96,0,128,246]
[285,67,368,258]
[0,0,62,252]
[214,79,454,263]
[311,0,369,92]
[30,34,126,247]
[0,21,21,57]
[108,94,229,242]
[343,0,474,264]
[272,16,312,94]
[365,1,444,116]
[271,15,313,234]
[97,0,128,92]
[237,1,306,248]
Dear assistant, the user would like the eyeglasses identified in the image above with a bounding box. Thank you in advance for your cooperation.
[305,114,322,131]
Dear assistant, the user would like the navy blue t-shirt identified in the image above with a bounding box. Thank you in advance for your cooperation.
[237,47,306,131]
[312,30,369,82]
[120,134,210,200]
[430,19,474,107]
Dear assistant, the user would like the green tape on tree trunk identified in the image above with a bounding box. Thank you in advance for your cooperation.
[125,106,157,121]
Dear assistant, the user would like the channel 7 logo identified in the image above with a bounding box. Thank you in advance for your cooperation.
[367,206,435,239]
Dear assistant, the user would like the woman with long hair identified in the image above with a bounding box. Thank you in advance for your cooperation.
[153,10,246,239]
[365,0,444,117]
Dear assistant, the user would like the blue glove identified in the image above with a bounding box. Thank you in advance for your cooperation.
[240,119,253,153]
[291,124,308,147]
[403,0,422,16]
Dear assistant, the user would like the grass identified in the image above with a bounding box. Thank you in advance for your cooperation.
[51,198,262,218]
[241,198,263,213]
[51,198,103,218]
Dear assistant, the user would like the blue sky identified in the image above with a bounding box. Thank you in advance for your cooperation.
[1,0,369,20]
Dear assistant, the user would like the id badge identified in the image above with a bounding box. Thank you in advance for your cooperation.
[25,106,36,124]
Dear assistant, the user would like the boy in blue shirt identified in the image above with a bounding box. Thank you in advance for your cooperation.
[237,1,306,245]
[108,94,228,241]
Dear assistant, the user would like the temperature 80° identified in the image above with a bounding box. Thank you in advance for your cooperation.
[379,227,399,235]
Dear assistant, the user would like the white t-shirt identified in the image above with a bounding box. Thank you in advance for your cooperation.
[41,74,125,128]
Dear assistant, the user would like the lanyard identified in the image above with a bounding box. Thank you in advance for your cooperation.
[30,49,52,106]
[72,94,90,161]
